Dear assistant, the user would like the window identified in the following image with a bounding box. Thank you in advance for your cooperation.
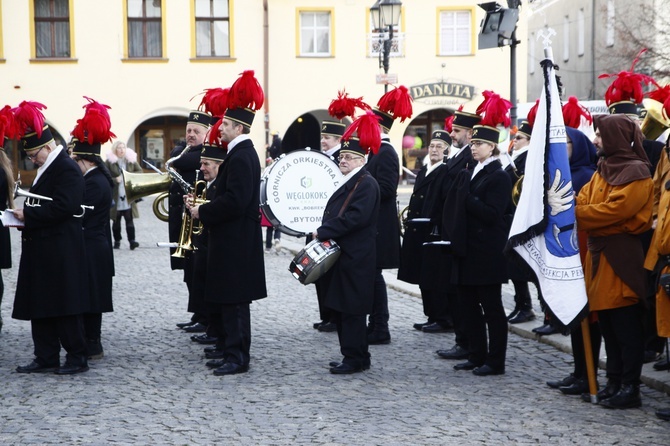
[439,10,472,56]
[577,9,585,56]
[34,0,71,58]
[606,0,615,47]
[195,0,230,57]
[563,16,569,62]
[127,0,163,58]
[298,10,332,57]
[529,33,535,75]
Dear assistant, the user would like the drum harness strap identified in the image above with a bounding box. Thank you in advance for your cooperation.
[337,174,366,217]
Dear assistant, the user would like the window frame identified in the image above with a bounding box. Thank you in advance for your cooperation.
[29,0,76,61]
[577,8,585,57]
[436,7,476,57]
[295,8,334,58]
[563,15,569,62]
[191,0,235,60]
[123,0,168,61]
[606,0,615,47]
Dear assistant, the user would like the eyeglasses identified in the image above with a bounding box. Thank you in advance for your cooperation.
[514,136,528,141]
[338,154,363,162]
[26,147,45,161]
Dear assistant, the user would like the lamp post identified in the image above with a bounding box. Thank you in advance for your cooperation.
[371,0,403,93]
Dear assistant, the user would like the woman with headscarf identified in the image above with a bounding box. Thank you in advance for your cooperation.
[575,114,653,409]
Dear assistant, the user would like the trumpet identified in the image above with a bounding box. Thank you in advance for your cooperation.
[172,172,208,258]
[191,179,209,236]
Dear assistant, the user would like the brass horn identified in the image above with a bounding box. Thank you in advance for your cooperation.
[122,169,171,222]
[641,98,670,141]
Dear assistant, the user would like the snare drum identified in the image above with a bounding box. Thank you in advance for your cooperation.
[260,149,343,236]
[289,239,341,285]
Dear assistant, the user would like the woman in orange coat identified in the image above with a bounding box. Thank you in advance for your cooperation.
[575,114,653,409]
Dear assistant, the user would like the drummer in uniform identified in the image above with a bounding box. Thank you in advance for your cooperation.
[171,111,211,333]
[313,112,381,374]
[312,120,347,332]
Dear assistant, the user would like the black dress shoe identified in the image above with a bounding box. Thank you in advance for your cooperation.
[55,363,90,375]
[130,241,140,250]
[656,407,670,421]
[643,350,661,363]
[599,384,641,409]
[532,323,559,336]
[547,374,576,389]
[472,364,505,376]
[176,321,197,329]
[313,321,325,329]
[191,334,218,344]
[367,331,391,345]
[213,362,249,376]
[113,241,120,249]
[413,321,430,331]
[183,322,207,333]
[330,362,364,374]
[318,322,337,332]
[454,361,480,371]
[422,322,452,333]
[508,309,536,324]
[436,345,469,360]
[581,379,619,403]
[203,346,219,353]
[329,361,341,367]
[653,357,670,371]
[16,360,59,374]
[507,308,520,321]
[559,378,589,395]
[205,349,226,359]
[206,359,226,368]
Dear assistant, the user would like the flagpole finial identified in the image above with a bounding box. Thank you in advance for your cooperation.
[537,28,557,60]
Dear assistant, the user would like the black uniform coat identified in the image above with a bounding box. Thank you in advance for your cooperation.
[0,166,11,269]
[189,181,214,314]
[82,167,114,313]
[13,149,90,320]
[397,163,445,284]
[443,159,512,286]
[316,167,380,315]
[504,150,530,282]
[366,138,400,269]
[198,139,267,304]
[168,143,203,270]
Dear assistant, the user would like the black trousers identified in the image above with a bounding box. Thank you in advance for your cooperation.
[334,311,370,367]
[598,304,644,385]
[83,313,103,340]
[112,209,136,242]
[367,269,389,332]
[31,315,87,367]
[219,303,251,366]
[419,287,452,327]
[457,284,507,370]
[570,319,601,379]
[511,279,533,311]
[315,281,335,324]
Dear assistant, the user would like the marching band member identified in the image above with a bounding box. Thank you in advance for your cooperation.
[187,70,267,376]
[11,101,91,375]
[69,97,116,360]
[314,110,381,374]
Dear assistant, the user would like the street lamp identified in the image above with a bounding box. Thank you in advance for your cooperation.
[371,0,403,93]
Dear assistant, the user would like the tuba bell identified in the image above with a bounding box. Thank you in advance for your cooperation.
[640,98,670,141]
[122,170,171,222]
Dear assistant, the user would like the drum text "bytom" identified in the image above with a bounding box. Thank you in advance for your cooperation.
[292,156,338,180]
[290,216,322,223]
[285,191,328,200]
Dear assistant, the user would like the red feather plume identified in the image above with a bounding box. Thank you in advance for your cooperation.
[526,100,540,127]
[598,48,655,105]
[71,96,115,144]
[476,91,512,128]
[561,97,592,129]
[12,100,47,139]
[328,89,370,120]
[207,117,223,146]
[342,110,382,155]
[646,84,670,121]
[0,105,17,145]
[199,87,230,117]
[377,85,413,122]
[444,105,463,133]
[227,70,264,111]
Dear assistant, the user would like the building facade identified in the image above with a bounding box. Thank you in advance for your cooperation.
[1,0,527,184]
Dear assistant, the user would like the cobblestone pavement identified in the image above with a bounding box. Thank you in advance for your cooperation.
[0,196,668,445]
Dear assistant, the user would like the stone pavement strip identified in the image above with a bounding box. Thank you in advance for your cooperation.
[0,198,668,445]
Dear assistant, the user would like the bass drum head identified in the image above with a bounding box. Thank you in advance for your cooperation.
[260,149,343,236]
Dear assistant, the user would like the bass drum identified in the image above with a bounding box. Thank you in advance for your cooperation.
[260,149,343,236]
